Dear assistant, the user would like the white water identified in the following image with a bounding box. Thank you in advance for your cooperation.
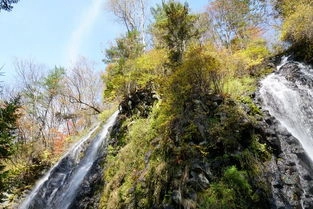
[259,58,313,161]
[19,111,119,209]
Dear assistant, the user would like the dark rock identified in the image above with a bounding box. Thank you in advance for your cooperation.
[265,117,273,125]
[211,94,223,105]
[68,158,104,209]
[304,175,312,181]
[172,190,182,205]
[145,150,152,165]
[188,171,210,191]
[254,96,313,209]
[119,88,158,118]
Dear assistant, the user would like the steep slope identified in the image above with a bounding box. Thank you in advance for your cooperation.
[99,87,273,209]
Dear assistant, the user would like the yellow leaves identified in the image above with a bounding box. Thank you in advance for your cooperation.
[165,44,224,110]
[103,49,167,100]
[281,3,313,42]
[280,0,312,17]
[230,38,269,75]
[134,49,167,70]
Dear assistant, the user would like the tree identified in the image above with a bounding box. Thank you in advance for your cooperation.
[104,30,144,65]
[0,96,20,202]
[207,0,267,49]
[274,0,313,62]
[106,0,148,45]
[0,0,19,11]
[103,31,144,99]
[151,0,200,66]
[166,45,222,110]
[0,96,20,159]
[65,57,103,114]
[14,58,105,148]
[40,67,66,143]
[15,61,69,147]
[14,59,50,145]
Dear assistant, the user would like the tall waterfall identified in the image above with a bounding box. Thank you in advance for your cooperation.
[259,57,313,162]
[19,111,119,209]
[259,58,313,208]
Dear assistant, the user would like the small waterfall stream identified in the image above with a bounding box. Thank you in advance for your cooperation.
[19,111,118,209]
[259,58,313,162]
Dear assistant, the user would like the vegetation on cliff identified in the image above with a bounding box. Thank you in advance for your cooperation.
[99,0,313,208]
[1,0,313,208]
[99,0,275,208]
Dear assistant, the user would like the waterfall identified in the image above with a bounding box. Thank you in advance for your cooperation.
[19,111,119,209]
[259,58,313,208]
[259,57,313,162]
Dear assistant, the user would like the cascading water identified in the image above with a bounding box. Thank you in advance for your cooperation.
[259,57,313,208]
[19,111,119,209]
[259,57,313,161]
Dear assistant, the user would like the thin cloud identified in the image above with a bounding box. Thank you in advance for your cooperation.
[66,0,103,66]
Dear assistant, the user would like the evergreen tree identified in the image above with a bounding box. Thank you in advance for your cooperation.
[0,96,21,202]
[151,0,200,66]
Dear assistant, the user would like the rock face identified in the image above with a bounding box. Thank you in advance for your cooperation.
[119,88,158,117]
[256,59,313,209]
[256,111,313,209]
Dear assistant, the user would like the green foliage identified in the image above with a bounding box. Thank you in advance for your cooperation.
[274,0,312,18]
[0,96,21,202]
[104,31,144,65]
[1,144,53,203]
[223,166,252,196]
[100,115,158,209]
[276,0,313,62]
[166,45,222,111]
[103,31,168,101]
[233,38,270,70]
[98,1,275,208]
[208,0,267,49]
[42,67,65,97]
[98,106,118,122]
[199,166,251,209]
[103,31,144,99]
[199,182,236,209]
[0,96,20,159]
[281,3,313,43]
[151,0,200,65]
[103,48,166,100]
[224,76,255,98]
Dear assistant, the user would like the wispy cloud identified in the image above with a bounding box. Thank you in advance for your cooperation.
[66,0,103,66]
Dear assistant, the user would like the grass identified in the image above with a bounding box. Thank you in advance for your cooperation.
[100,114,159,208]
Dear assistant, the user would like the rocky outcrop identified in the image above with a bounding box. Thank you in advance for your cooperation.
[148,94,272,209]
[256,101,313,209]
[119,88,158,117]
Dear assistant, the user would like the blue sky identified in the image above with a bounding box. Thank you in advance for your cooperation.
[0,0,209,85]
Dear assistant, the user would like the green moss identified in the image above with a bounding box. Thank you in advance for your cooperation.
[98,106,118,122]
[199,166,253,209]
[100,112,160,208]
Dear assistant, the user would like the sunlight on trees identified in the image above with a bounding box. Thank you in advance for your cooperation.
[151,1,200,66]
[106,0,149,45]
[274,0,313,61]
[207,0,267,50]
[3,0,313,206]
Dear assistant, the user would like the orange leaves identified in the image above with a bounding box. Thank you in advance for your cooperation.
[50,128,67,156]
